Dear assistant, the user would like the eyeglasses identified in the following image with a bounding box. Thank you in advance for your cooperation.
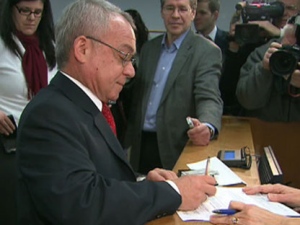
[15,5,43,18]
[162,5,191,15]
[86,36,136,67]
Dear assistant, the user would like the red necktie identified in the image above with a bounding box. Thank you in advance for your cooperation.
[102,103,117,135]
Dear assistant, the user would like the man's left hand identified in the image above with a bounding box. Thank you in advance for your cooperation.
[187,118,210,146]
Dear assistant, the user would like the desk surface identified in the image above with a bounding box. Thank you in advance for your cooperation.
[146,116,260,225]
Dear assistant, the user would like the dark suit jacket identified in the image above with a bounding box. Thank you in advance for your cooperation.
[16,72,181,225]
[214,28,229,55]
[125,30,223,170]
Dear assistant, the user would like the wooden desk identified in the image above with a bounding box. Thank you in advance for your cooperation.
[147,116,260,225]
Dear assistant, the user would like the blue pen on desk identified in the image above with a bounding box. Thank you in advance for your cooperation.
[212,209,239,215]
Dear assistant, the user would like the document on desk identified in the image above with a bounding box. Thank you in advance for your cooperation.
[177,187,300,221]
[187,157,246,186]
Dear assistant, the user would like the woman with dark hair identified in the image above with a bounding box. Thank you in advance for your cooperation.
[0,1,56,224]
[112,9,149,146]
[125,9,149,57]
[0,0,56,135]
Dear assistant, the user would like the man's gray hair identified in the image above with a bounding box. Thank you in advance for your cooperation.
[55,0,134,69]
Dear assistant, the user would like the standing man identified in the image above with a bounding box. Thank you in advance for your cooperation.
[193,0,228,54]
[125,0,223,173]
[16,0,217,224]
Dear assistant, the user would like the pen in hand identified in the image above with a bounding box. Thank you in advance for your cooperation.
[212,209,239,215]
[205,156,210,176]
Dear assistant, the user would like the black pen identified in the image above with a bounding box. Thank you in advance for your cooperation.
[212,209,239,215]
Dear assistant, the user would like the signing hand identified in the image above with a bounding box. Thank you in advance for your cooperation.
[174,175,217,211]
[146,168,178,182]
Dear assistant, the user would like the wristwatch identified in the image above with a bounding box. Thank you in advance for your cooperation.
[207,126,214,140]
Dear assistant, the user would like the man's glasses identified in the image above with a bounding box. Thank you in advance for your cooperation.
[15,5,43,18]
[86,36,136,67]
[162,5,191,15]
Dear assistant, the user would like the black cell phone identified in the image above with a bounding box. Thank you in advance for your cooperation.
[0,115,17,154]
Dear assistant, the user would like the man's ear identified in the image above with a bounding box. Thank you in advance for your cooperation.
[213,10,219,21]
[73,36,90,63]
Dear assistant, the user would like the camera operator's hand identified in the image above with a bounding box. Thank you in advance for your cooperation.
[290,67,300,88]
[249,20,281,38]
[228,11,242,53]
[263,42,282,70]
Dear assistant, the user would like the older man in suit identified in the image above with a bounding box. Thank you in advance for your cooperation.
[193,0,228,54]
[125,0,223,174]
[16,0,217,224]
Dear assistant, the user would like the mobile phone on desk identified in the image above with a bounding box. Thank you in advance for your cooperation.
[186,117,194,129]
[0,115,17,154]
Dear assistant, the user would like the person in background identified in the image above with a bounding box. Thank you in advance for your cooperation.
[236,12,300,122]
[0,0,55,224]
[125,8,149,65]
[111,8,149,147]
[16,0,217,224]
[193,0,229,54]
[219,0,300,116]
[0,0,56,133]
[210,184,300,225]
[125,0,223,174]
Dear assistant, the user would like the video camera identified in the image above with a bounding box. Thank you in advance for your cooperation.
[269,14,300,77]
[234,1,284,45]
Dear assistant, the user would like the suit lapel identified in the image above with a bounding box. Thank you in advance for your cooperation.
[160,30,194,105]
[93,113,130,164]
[51,72,135,174]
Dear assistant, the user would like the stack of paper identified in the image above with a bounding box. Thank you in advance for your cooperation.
[177,187,300,221]
[187,157,246,186]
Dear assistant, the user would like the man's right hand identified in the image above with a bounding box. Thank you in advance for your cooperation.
[0,111,15,136]
[249,20,281,38]
[173,175,217,211]
[263,42,282,70]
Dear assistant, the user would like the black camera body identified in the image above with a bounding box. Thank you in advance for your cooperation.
[240,2,284,23]
[269,45,300,77]
[234,1,284,45]
[269,14,300,77]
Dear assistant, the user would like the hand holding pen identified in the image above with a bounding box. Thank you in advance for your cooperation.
[210,201,291,225]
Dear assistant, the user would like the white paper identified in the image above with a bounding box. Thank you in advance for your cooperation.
[187,157,246,186]
[177,187,300,221]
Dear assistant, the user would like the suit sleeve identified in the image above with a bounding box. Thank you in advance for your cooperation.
[17,101,181,225]
[236,41,275,109]
[194,41,223,132]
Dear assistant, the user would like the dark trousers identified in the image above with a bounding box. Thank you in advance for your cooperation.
[0,141,17,225]
[138,131,162,174]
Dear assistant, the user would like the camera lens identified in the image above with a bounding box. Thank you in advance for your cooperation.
[269,50,298,76]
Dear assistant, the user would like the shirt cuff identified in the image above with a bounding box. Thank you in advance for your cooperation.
[203,123,215,140]
[280,28,284,38]
[165,180,181,195]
